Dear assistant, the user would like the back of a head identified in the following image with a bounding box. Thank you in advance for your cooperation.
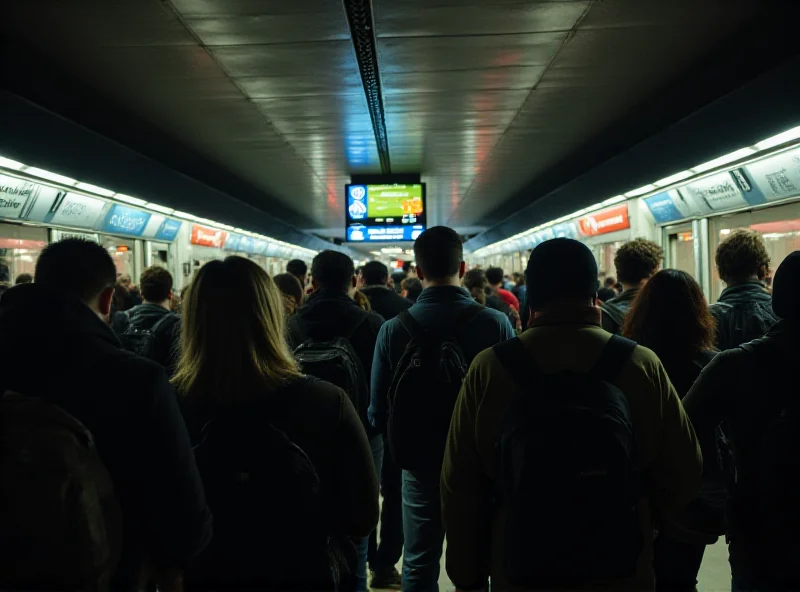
[772,251,800,322]
[401,277,423,301]
[362,261,389,287]
[311,250,355,292]
[14,273,33,285]
[463,268,488,304]
[526,238,599,309]
[402,261,413,274]
[614,239,664,285]
[173,257,299,404]
[286,259,308,281]
[623,269,715,359]
[273,273,305,308]
[485,267,504,286]
[413,226,463,281]
[715,229,770,285]
[139,266,173,304]
[35,239,116,305]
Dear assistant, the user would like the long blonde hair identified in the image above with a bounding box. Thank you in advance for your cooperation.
[172,256,301,405]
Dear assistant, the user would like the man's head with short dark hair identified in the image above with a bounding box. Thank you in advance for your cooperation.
[35,239,117,313]
[14,273,33,285]
[772,251,800,321]
[402,261,413,274]
[286,259,308,284]
[526,238,599,310]
[139,266,174,305]
[413,226,464,284]
[311,250,355,293]
[362,261,390,287]
[485,267,504,287]
[614,238,664,287]
[716,229,770,285]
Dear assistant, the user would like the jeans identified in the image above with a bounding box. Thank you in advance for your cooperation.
[355,436,384,591]
[368,450,404,574]
[653,533,706,591]
[401,470,444,592]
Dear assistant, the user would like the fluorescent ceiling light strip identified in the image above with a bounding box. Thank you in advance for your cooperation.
[691,148,756,174]
[145,203,175,215]
[624,184,657,198]
[755,125,800,151]
[653,171,693,187]
[24,167,77,186]
[75,182,115,197]
[173,211,198,221]
[116,194,148,207]
[601,195,627,205]
[0,156,25,170]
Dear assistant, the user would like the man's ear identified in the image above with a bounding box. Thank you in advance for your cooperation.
[351,275,358,289]
[312,279,319,292]
[416,267,426,281]
[458,261,466,279]
[98,286,114,317]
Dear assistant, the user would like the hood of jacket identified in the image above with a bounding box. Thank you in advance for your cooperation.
[0,283,121,395]
[717,280,772,305]
[126,302,172,330]
[294,288,371,340]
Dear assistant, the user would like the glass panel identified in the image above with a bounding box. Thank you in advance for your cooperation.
[668,230,695,276]
[709,202,800,301]
[593,241,625,282]
[0,238,47,284]
[99,235,135,279]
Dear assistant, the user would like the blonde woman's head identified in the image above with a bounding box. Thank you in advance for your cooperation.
[173,256,300,404]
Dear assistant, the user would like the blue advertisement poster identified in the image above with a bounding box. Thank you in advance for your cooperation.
[100,203,151,237]
[644,192,685,224]
[154,218,182,242]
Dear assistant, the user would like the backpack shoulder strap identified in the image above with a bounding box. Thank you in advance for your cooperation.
[591,334,637,384]
[456,303,486,329]
[492,337,539,390]
[397,309,425,341]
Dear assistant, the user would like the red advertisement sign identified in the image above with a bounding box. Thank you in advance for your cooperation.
[577,204,630,237]
[190,224,228,248]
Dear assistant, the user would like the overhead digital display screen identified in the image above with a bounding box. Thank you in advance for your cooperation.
[345,183,426,242]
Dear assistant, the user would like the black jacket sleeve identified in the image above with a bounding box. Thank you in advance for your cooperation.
[138,363,213,568]
[146,314,181,378]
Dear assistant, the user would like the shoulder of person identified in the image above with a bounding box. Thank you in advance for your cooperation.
[286,376,351,416]
[365,310,385,329]
[477,304,510,325]
[105,350,174,401]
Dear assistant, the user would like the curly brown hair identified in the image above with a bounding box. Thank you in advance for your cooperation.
[623,269,716,360]
[614,239,664,284]
[715,229,770,284]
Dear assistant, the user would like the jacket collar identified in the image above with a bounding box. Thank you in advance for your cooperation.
[414,285,473,305]
[530,305,603,328]
[718,280,771,303]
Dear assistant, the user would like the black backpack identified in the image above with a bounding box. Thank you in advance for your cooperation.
[492,334,642,587]
[119,312,175,358]
[292,316,370,428]
[0,391,122,591]
[386,304,484,471]
[189,382,341,589]
[738,340,800,579]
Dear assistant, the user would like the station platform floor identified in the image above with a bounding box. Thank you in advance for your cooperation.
[372,539,731,591]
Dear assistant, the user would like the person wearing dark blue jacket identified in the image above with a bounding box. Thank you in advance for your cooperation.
[0,239,211,591]
[709,229,778,350]
[370,227,514,592]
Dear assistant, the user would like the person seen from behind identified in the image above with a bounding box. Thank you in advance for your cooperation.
[442,238,701,591]
[0,239,211,591]
[286,259,308,292]
[14,272,32,285]
[464,268,520,332]
[401,277,423,303]
[273,272,305,317]
[360,261,413,321]
[370,227,514,592]
[486,266,520,311]
[601,238,664,333]
[288,250,385,591]
[684,250,800,592]
[623,269,721,591]
[174,256,378,590]
[709,229,777,350]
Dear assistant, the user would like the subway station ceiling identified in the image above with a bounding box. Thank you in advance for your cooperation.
[2,0,797,250]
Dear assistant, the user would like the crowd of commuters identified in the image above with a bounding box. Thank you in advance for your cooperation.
[0,225,796,592]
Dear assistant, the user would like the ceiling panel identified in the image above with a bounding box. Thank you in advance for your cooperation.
[184,13,350,45]
[382,67,547,94]
[373,1,590,37]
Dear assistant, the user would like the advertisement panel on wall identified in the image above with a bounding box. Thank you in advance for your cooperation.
[0,174,59,220]
[345,183,426,242]
[190,224,228,248]
[98,203,152,237]
[47,192,107,230]
[577,204,630,237]
[743,148,800,203]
